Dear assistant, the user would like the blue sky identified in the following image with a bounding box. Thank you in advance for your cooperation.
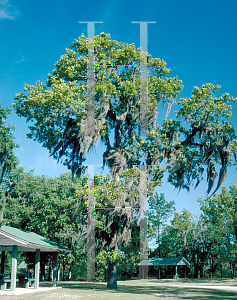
[0,0,237,217]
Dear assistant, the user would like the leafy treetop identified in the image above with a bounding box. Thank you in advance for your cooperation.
[13,33,237,200]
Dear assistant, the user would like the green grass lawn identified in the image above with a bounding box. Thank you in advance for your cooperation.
[1,278,237,300]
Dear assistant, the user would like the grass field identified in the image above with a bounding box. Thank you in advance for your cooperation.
[1,278,237,300]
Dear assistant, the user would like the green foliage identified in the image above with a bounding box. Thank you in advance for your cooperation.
[148,192,175,248]
[0,104,19,224]
[3,169,88,279]
[157,186,237,279]
[0,104,19,184]
[158,83,237,192]
[96,227,140,282]
[117,224,140,280]
[98,250,122,265]
[160,209,195,257]
[96,250,122,282]
[198,184,237,233]
[2,168,141,280]
[4,171,85,239]
[117,250,139,280]
[197,184,237,278]
[67,240,87,280]
[13,32,182,188]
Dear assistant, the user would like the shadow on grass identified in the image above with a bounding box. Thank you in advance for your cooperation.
[40,280,237,299]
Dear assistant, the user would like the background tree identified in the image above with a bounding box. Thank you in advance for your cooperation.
[3,169,88,280]
[3,167,141,282]
[157,185,237,279]
[198,184,237,278]
[0,104,19,181]
[96,224,140,282]
[0,104,19,221]
[148,192,175,256]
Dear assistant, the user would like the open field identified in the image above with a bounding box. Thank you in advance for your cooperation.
[1,278,237,300]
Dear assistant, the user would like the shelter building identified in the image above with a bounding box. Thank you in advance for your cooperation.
[139,256,190,279]
[0,225,71,291]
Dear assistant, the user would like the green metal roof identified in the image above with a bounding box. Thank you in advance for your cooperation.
[0,225,71,252]
[139,257,190,266]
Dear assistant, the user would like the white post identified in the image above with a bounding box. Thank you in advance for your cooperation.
[53,252,58,287]
[175,265,178,279]
[10,245,18,291]
[34,249,40,289]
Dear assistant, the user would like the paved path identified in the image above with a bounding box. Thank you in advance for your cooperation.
[0,286,61,296]
[165,284,237,292]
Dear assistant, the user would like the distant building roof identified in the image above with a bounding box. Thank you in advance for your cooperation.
[139,256,190,266]
[0,225,71,252]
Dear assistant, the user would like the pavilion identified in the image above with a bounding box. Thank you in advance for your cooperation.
[139,256,190,279]
[0,225,71,291]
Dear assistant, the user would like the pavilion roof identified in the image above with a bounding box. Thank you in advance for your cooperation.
[0,225,72,252]
[139,256,190,266]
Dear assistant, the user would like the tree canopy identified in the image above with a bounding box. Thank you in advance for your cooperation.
[0,104,19,184]
[148,192,175,252]
[2,168,140,280]
[14,33,237,195]
[0,104,19,222]
[157,186,237,279]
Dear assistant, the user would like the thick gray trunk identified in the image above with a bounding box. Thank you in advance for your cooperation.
[107,261,117,290]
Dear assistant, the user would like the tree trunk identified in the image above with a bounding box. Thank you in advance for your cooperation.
[211,256,214,279]
[57,264,61,281]
[230,261,234,279]
[107,261,117,290]
[220,260,222,278]
[194,253,198,278]
[62,257,66,281]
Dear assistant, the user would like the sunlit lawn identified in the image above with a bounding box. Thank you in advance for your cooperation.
[1,278,237,300]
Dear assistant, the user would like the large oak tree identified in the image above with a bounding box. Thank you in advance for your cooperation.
[14,32,237,287]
